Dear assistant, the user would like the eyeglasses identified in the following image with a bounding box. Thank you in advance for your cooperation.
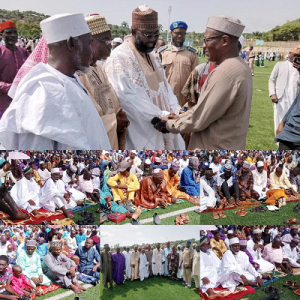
[93,38,112,45]
[202,35,224,45]
[137,30,160,38]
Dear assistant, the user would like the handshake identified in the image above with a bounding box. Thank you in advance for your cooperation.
[151,112,181,134]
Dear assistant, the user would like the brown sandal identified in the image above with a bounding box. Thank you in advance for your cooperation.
[213,211,219,219]
[181,213,190,223]
[285,218,298,224]
[219,211,226,218]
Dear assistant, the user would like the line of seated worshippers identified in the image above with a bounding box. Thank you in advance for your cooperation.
[0,225,100,298]
[200,225,300,299]
[100,241,199,291]
[0,150,200,222]
[199,150,300,212]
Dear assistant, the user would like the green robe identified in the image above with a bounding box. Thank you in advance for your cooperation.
[17,249,51,286]
[100,251,113,287]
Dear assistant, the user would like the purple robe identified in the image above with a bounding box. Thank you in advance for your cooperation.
[112,252,125,284]
[0,45,28,117]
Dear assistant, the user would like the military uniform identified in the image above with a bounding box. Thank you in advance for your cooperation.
[158,43,199,107]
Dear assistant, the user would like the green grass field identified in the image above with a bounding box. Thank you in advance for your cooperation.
[237,275,300,300]
[200,201,300,225]
[103,201,198,225]
[198,56,278,150]
[100,274,199,300]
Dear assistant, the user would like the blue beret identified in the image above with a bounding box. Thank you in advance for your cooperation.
[186,240,191,244]
[170,21,188,31]
[202,161,210,169]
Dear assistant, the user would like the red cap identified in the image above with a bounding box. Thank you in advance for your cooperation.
[0,20,16,33]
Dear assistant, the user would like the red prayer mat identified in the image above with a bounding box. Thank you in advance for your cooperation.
[0,208,66,225]
[200,285,256,300]
[31,284,61,299]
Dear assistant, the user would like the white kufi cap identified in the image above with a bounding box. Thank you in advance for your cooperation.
[229,237,240,245]
[40,13,91,44]
[51,167,61,174]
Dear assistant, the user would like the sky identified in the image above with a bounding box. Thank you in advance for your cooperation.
[2,0,300,33]
[100,225,200,248]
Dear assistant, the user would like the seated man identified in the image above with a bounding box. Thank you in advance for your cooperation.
[281,225,299,245]
[10,166,41,216]
[180,157,200,197]
[39,168,75,218]
[201,168,219,204]
[239,239,259,270]
[29,161,43,188]
[200,178,216,212]
[76,169,100,202]
[42,241,86,294]
[62,165,85,202]
[246,228,274,273]
[217,238,264,292]
[35,237,48,262]
[252,161,268,199]
[152,157,168,170]
[270,165,297,196]
[65,230,77,254]
[17,240,52,288]
[107,161,140,211]
[290,167,300,194]
[134,169,170,209]
[263,236,293,273]
[210,231,227,259]
[217,162,240,206]
[162,162,190,202]
[139,159,153,178]
[200,236,223,299]
[235,161,259,201]
[37,161,51,183]
[75,238,100,280]
[283,237,300,268]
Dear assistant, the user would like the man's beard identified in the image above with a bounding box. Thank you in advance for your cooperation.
[134,37,154,53]
[73,43,92,75]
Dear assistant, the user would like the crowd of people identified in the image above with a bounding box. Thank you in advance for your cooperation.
[100,241,199,291]
[0,5,259,150]
[200,225,300,299]
[0,225,100,299]
[199,150,300,216]
[0,150,200,224]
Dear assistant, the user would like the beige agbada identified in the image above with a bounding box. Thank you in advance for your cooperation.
[79,63,126,150]
[130,250,140,280]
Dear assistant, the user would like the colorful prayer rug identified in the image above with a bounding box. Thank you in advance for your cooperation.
[262,270,289,278]
[69,204,91,214]
[0,209,65,225]
[200,285,256,300]
[31,284,61,299]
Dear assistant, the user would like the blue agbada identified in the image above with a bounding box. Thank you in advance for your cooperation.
[180,167,200,196]
[75,246,100,280]
[36,243,49,261]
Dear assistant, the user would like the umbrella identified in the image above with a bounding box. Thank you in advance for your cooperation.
[200,225,217,231]
[8,152,30,160]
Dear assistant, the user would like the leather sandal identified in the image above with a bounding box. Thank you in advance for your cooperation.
[212,211,219,219]
[219,211,226,218]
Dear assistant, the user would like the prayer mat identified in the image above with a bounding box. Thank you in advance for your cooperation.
[253,276,281,289]
[69,204,91,213]
[131,198,188,213]
[0,209,65,225]
[202,198,261,213]
[50,218,76,225]
[294,288,300,296]
[200,285,256,300]
[293,268,300,275]
[31,284,61,299]
[262,270,289,278]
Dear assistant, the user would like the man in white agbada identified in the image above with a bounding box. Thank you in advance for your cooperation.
[217,238,263,293]
[152,243,165,276]
[0,13,111,150]
[283,238,300,268]
[122,246,132,280]
[163,242,172,276]
[65,230,78,253]
[177,245,184,280]
[62,165,85,202]
[269,49,300,134]
[246,229,274,273]
[39,168,75,218]
[200,236,223,299]
[252,161,268,199]
[105,5,185,150]
[37,161,51,181]
[200,178,217,212]
[139,249,149,281]
[10,166,41,215]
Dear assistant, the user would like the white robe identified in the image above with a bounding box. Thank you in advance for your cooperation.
[217,250,261,292]
[283,244,300,267]
[152,249,165,275]
[123,251,132,279]
[200,179,217,212]
[37,168,51,181]
[246,239,274,273]
[252,169,268,199]
[62,170,85,202]
[200,249,220,293]
[177,250,183,279]
[11,177,41,213]
[39,178,76,212]
[0,63,111,150]
[139,253,149,281]
[105,41,185,150]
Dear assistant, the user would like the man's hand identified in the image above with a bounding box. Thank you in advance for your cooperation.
[68,267,76,276]
[259,244,264,251]
[202,277,210,285]
[7,296,20,300]
[262,188,266,192]
[270,94,278,104]
[105,195,112,202]
[28,200,36,206]
[117,109,130,133]
[257,276,263,287]
[118,184,128,190]
[93,265,98,272]
[154,121,170,134]
[31,277,40,285]
[254,243,259,251]
[23,291,31,298]
[171,195,177,204]
[276,121,285,136]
